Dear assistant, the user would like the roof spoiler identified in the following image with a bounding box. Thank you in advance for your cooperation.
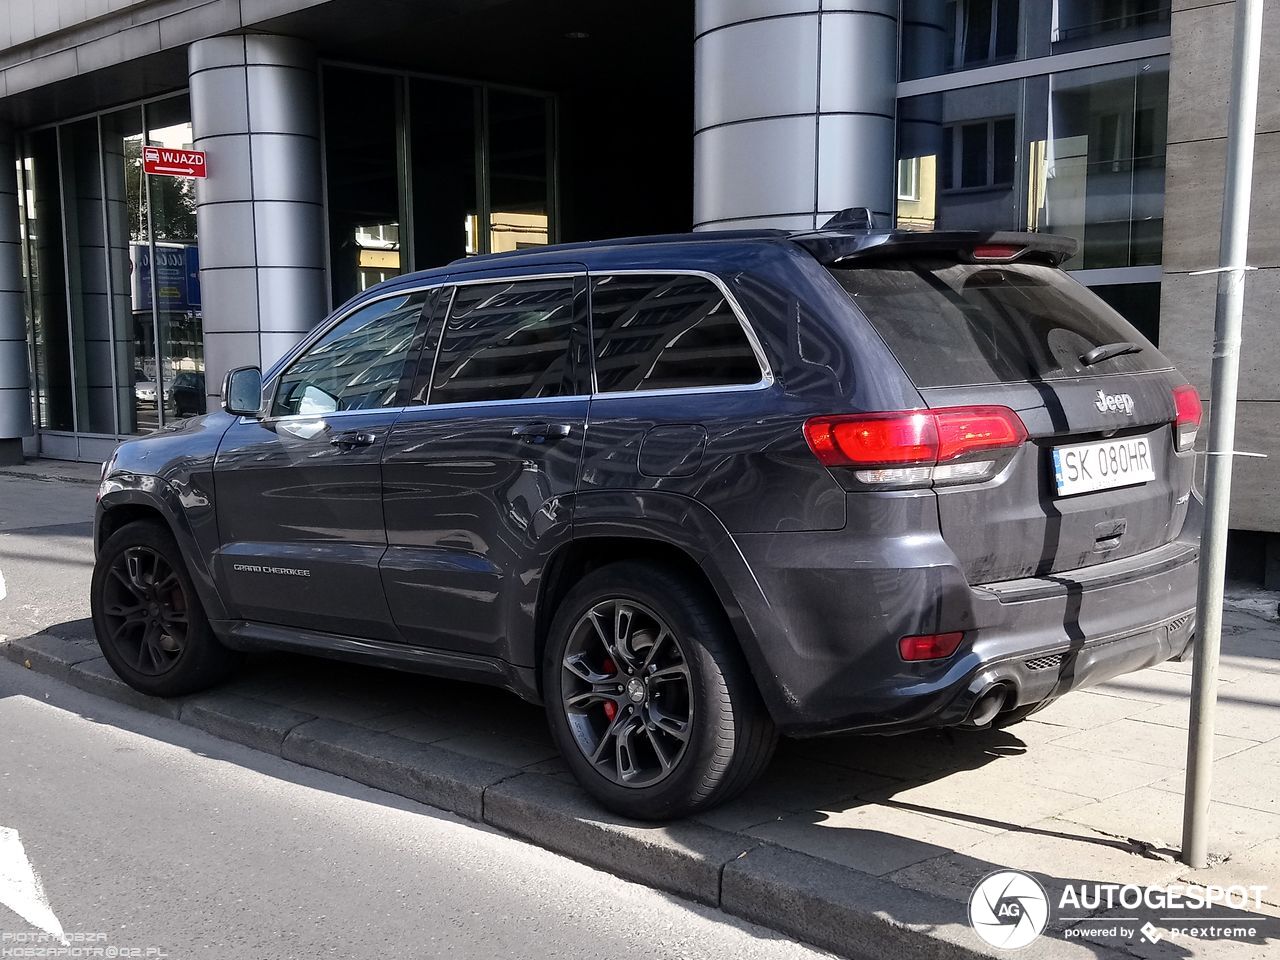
[790,228,1078,268]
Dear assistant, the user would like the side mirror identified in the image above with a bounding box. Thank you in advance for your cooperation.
[222,366,264,417]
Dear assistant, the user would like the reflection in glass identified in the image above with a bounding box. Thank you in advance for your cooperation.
[273,293,426,416]
[901,0,1171,81]
[20,128,74,431]
[487,91,551,253]
[896,58,1168,270]
[324,68,402,306]
[430,279,575,405]
[101,107,150,433]
[59,119,115,433]
[146,95,202,420]
[410,79,479,269]
[590,275,763,393]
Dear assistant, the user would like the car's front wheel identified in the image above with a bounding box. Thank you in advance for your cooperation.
[543,561,776,820]
[91,519,238,696]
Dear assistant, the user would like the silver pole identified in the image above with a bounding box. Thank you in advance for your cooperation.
[1181,0,1265,869]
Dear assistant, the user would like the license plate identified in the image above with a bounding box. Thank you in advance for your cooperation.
[1052,436,1155,496]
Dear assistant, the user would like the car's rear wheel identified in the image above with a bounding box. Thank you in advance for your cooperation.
[543,561,776,820]
[91,519,238,696]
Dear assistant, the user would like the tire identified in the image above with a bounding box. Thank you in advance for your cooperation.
[90,519,239,697]
[543,560,777,820]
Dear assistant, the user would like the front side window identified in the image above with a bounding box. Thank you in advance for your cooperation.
[590,274,763,393]
[428,277,579,405]
[272,291,427,416]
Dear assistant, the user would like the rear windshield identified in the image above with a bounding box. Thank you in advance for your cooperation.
[829,258,1166,387]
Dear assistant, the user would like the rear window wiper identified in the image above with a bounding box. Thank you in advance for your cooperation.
[1080,341,1141,365]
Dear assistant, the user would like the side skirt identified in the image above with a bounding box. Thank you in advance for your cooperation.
[210,619,542,704]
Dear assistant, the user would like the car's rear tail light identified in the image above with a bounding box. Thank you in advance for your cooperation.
[1173,384,1201,453]
[899,632,965,661]
[804,406,1026,487]
[971,244,1022,261]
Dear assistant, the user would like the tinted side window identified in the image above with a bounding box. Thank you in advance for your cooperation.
[590,274,763,392]
[428,277,579,405]
[272,291,427,416]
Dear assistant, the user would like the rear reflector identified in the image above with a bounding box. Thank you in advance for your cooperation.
[804,406,1026,486]
[899,632,965,661]
[1173,384,1201,452]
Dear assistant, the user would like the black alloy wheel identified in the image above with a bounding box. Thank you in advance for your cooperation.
[560,598,693,788]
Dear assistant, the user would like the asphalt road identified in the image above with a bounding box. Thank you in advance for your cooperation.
[0,657,829,960]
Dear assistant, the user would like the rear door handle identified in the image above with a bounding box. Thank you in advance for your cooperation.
[511,422,572,442]
[330,430,378,449]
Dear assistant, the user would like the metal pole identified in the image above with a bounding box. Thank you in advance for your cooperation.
[1181,0,1265,869]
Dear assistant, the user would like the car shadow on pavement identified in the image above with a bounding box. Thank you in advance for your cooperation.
[9,615,1280,958]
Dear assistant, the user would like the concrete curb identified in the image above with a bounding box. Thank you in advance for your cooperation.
[1,631,1130,959]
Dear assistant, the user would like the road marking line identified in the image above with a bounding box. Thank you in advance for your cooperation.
[0,826,68,944]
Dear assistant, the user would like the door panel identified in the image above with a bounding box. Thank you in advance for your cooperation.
[380,270,589,662]
[212,288,433,639]
[382,398,586,657]
[214,411,400,638]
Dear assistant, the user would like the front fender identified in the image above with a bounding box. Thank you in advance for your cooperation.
[96,476,230,622]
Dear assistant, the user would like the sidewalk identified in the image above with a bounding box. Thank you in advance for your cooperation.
[2,471,1279,959]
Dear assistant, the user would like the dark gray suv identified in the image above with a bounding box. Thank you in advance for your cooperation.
[91,222,1201,818]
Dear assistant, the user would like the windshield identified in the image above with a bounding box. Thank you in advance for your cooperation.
[829,258,1167,387]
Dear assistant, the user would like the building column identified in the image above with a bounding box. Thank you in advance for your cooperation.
[693,0,899,231]
[189,35,326,411]
[0,127,33,465]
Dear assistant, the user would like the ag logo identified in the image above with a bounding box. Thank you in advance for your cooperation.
[968,870,1050,949]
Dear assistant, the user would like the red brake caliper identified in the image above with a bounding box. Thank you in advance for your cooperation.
[602,658,618,721]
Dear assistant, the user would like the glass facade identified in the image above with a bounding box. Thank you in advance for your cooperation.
[17,94,200,451]
[323,66,555,308]
[897,3,1170,340]
[901,0,1171,81]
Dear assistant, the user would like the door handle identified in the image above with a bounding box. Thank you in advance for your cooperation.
[330,431,378,449]
[511,422,572,442]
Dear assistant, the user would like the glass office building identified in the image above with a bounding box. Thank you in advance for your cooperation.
[1,0,1275,549]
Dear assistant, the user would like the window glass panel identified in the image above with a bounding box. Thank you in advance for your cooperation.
[273,292,426,416]
[487,91,551,253]
[590,274,762,393]
[101,107,150,434]
[59,118,115,434]
[410,79,479,267]
[831,259,1162,387]
[897,58,1168,273]
[900,0,1170,81]
[21,128,74,431]
[145,95,201,421]
[324,68,403,306]
[429,278,576,405]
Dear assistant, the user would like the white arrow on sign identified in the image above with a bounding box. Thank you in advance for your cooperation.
[0,826,68,945]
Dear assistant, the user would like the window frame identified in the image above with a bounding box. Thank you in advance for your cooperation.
[261,284,443,423]
[583,269,774,398]
[940,115,1017,193]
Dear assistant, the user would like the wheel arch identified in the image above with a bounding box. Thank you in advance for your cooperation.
[96,481,229,621]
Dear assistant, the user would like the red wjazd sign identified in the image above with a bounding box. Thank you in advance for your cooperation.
[143,147,207,179]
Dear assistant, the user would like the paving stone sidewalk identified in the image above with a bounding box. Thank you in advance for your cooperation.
[2,469,1279,959]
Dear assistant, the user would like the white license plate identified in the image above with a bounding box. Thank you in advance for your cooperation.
[1052,436,1155,496]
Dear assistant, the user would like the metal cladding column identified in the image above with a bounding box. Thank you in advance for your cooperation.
[693,1,899,232]
[188,36,326,412]
[0,127,33,465]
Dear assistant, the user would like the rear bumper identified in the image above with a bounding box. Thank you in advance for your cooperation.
[724,498,1200,736]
